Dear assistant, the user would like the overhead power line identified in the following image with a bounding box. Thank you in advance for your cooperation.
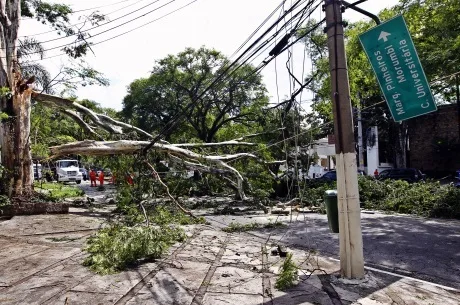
[142,0,323,153]
[222,1,323,88]
[4,0,178,56]
[71,0,134,13]
[22,0,163,46]
[19,0,136,21]
[10,0,173,52]
[19,0,199,64]
[21,0,149,38]
[229,0,287,60]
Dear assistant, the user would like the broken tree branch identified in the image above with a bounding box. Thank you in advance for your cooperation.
[32,91,154,138]
[144,160,195,218]
[230,128,286,142]
[171,140,256,148]
[61,109,103,140]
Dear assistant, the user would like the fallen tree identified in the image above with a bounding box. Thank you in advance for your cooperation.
[1,66,283,201]
[3,89,283,201]
[49,139,284,200]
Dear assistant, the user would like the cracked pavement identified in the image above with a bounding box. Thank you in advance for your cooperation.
[206,209,460,290]
[1,202,460,304]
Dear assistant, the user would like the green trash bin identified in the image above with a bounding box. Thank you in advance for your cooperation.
[324,190,339,233]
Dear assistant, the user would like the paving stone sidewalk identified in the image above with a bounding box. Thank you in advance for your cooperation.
[0,208,459,305]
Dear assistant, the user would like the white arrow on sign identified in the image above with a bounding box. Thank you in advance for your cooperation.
[378,31,391,42]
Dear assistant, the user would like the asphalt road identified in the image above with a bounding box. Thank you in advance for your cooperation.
[206,210,460,290]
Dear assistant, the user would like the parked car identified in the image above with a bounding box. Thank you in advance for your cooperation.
[315,170,365,182]
[79,168,88,181]
[315,170,337,182]
[377,168,425,183]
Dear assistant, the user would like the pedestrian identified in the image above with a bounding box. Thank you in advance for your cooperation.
[126,172,134,185]
[374,168,379,178]
[89,169,97,187]
[99,170,105,186]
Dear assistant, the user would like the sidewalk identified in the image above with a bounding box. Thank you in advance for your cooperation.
[0,207,459,305]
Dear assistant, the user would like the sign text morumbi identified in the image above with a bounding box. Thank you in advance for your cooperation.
[359,15,437,121]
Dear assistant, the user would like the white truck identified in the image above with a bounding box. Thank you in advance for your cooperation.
[54,159,83,184]
[32,163,43,180]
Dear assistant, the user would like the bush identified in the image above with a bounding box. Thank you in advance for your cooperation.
[83,224,186,274]
[300,180,336,206]
[359,177,460,219]
[301,176,460,219]
[432,186,460,218]
[0,195,11,207]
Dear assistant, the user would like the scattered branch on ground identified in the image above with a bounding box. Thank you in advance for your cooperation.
[275,253,299,290]
[83,224,186,274]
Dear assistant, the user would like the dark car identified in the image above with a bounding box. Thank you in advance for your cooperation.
[377,168,425,183]
[315,170,364,182]
[79,168,88,181]
[315,171,337,182]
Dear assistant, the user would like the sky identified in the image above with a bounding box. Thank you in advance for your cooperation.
[20,0,399,111]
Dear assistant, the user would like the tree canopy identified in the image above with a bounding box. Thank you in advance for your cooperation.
[122,47,269,143]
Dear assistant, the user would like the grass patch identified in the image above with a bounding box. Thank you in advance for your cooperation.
[222,222,260,233]
[275,253,299,290]
[34,182,85,201]
[263,220,288,229]
[46,236,80,242]
[222,220,287,233]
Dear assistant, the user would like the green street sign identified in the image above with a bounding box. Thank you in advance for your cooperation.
[359,15,437,121]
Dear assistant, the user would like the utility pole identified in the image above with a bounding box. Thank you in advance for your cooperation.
[456,75,460,139]
[357,93,364,172]
[324,0,365,278]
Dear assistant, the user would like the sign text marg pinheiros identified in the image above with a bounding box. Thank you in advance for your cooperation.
[359,15,436,121]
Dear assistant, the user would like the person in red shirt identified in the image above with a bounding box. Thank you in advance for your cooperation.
[126,172,134,185]
[89,169,97,187]
[99,171,105,186]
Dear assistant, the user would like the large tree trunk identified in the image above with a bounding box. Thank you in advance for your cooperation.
[395,122,408,168]
[1,79,33,197]
[0,1,32,197]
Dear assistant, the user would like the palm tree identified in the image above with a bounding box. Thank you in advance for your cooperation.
[17,37,53,93]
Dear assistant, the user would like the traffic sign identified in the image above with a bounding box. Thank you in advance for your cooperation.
[359,15,437,121]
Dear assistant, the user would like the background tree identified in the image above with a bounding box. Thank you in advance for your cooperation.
[0,0,107,197]
[297,0,460,168]
[122,47,269,143]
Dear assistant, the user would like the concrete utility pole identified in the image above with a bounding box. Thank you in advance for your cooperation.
[323,0,365,278]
